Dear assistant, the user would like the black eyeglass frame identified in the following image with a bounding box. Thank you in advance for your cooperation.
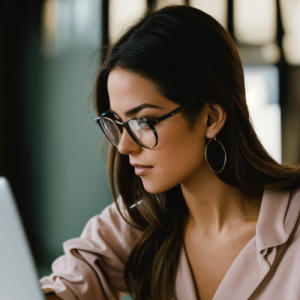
[95,101,197,149]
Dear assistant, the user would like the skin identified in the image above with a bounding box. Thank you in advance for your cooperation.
[108,67,213,194]
[46,67,262,300]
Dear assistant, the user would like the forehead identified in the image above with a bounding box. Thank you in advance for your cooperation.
[107,68,172,114]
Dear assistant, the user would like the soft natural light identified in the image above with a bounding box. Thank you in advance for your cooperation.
[109,0,147,43]
[189,0,227,28]
[155,0,185,10]
[244,66,281,163]
[280,0,300,65]
[41,0,58,57]
[41,0,100,57]
[234,0,276,45]
[261,43,281,64]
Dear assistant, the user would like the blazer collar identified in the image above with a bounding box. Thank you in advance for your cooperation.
[256,187,300,253]
[175,187,300,300]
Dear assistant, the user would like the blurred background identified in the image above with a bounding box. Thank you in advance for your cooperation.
[0,0,299,296]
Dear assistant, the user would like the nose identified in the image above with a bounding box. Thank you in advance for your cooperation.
[117,128,142,155]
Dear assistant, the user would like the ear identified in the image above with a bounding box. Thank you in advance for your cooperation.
[204,103,227,139]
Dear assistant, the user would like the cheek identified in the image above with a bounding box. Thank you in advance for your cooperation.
[139,121,206,194]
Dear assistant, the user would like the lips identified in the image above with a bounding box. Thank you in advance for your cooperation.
[130,162,153,176]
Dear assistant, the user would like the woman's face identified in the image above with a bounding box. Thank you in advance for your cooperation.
[107,68,210,194]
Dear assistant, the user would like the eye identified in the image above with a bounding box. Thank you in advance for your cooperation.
[137,120,150,129]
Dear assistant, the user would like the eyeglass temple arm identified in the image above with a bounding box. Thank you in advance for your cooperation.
[153,102,196,124]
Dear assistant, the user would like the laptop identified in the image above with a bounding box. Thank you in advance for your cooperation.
[0,177,45,300]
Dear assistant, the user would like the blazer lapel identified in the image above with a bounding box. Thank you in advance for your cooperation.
[175,246,198,300]
[213,189,293,300]
[212,237,276,300]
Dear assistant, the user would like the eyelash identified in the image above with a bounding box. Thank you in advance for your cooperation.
[115,116,155,122]
[142,116,155,120]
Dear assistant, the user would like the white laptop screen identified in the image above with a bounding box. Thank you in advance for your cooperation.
[0,177,45,300]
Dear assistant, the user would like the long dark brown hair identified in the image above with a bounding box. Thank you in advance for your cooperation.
[94,5,300,300]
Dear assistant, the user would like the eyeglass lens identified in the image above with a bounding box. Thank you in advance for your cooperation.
[99,118,120,147]
[100,118,156,148]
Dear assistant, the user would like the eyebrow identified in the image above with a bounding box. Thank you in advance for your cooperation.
[109,103,162,117]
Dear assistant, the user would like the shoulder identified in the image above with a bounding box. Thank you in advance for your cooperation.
[257,187,300,252]
[80,196,143,250]
[285,186,300,232]
[40,197,141,298]
[279,186,300,247]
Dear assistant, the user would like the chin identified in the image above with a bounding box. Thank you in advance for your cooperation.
[140,176,178,194]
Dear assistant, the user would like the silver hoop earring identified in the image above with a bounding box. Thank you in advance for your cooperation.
[204,133,227,173]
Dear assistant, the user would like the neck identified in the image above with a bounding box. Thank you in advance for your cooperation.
[180,165,262,235]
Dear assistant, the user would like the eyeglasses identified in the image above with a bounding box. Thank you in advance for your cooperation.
[95,102,196,149]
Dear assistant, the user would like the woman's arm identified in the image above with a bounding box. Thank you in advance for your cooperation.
[40,199,141,299]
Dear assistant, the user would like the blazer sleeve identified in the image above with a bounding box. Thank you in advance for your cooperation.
[39,198,142,300]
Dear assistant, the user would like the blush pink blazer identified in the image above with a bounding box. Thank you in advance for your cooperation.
[40,187,300,300]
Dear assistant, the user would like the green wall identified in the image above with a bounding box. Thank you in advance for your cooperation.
[24,0,112,275]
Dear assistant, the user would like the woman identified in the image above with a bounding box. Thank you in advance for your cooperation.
[41,5,300,300]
